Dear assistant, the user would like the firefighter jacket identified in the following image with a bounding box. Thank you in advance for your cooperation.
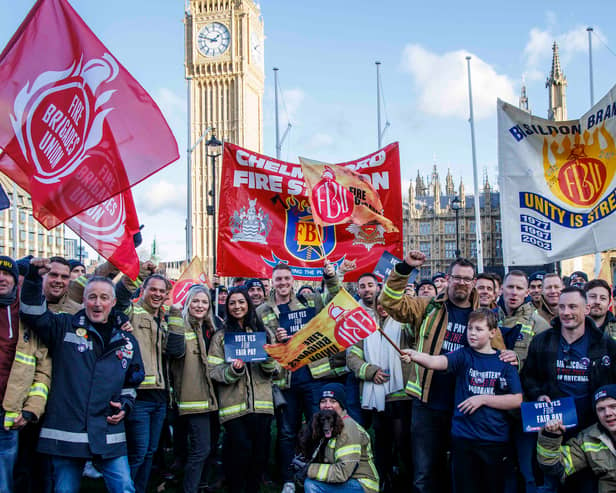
[2,321,51,429]
[306,411,379,493]
[379,264,505,403]
[20,276,144,459]
[346,318,414,403]
[537,423,616,493]
[537,295,558,325]
[256,274,344,389]
[166,308,218,416]
[208,326,276,424]
[598,311,616,340]
[496,299,550,369]
[116,278,167,391]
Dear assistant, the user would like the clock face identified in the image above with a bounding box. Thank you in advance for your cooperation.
[251,32,263,67]
[197,22,231,58]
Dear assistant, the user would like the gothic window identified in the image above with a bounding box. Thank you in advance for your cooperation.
[495,220,501,233]
[469,221,476,233]
[444,221,456,234]
[471,241,477,258]
[496,239,502,257]
[445,241,457,259]
[419,223,431,235]
[420,241,431,258]
[420,267,431,280]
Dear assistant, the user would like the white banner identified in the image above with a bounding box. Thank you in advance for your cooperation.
[498,85,616,265]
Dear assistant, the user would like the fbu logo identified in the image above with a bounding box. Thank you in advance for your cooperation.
[312,166,353,223]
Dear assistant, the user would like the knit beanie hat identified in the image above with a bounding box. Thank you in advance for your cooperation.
[0,256,19,285]
[594,384,616,409]
[320,383,347,410]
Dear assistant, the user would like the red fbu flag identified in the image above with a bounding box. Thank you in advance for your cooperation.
[0,0,179,228]
[65,188,140,279]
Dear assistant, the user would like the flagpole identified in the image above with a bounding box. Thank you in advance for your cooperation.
[588,27,602,278]
[466,56,484,273]
[274,67,281,159]
[378,328,404,356]
[376,61,382,149]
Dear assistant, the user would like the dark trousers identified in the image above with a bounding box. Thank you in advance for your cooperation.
[183,413,212,493]
[451,436,510,493]
[411,400,451,493]
[223,413,272,493]
[14,421,53,493]
[277,381,321,482]
[370,400,413,488]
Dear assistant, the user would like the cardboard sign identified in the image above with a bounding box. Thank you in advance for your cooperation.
[373,251,403,281]
[279,307,316,336]
[521,397,578,432]
[223,332,268,363]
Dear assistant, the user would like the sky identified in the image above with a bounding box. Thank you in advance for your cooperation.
[2,0,616,262]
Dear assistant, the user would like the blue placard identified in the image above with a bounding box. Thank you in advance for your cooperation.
[279,307,316,336]
[521,397,578,432]
[223,332,268,363]
[373,251,402,281]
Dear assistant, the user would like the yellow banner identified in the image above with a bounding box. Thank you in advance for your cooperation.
[265,288,378,371]
[171,256,212,305]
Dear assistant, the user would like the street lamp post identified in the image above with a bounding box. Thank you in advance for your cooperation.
[451,196,461,258]
[206,130,222,274]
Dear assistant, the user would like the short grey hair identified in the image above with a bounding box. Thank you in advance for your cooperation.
[85,276,116,299]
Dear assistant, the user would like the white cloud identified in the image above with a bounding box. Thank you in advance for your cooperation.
[523,25,607,75]
[400,44,516,120]
[281,88,305,125]
[134,180,186,216]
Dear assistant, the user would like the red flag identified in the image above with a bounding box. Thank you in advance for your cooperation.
[65,188,140,280]
[300,157,398,233]
[0,0,179,228]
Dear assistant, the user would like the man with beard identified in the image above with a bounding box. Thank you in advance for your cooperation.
[528,272,545,309]
[357,273,379,319]
[245,278,266,308]
[585,279,616,339]
[537,273,564,324]
[380,251,505,493]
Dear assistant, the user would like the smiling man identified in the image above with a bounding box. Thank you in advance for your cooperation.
[475,273,496,309]
[20,260,143,493]
[584,279,616,339]
[379,251,505,493]
[42,257,82,314]
[537,273,564,324]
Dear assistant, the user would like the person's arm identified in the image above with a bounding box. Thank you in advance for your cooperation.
[347,342,379,381]
[537,419,588,481]
[115,334,145,420]
[321,259,341,303]
[165,306,186,359]
[207,332,245,384]
[400,348,448,371]
[520,335,550,402]
[458,393,522,414]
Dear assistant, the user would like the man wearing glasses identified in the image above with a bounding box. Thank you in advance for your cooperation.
[379,250,505,493]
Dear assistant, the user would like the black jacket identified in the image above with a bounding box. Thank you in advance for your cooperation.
[521,317,616,428]
[20,277,144,459]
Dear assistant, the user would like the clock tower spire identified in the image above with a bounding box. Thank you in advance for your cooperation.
[185,0,265,274]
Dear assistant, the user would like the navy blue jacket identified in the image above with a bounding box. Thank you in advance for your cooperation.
[20,277,144,459]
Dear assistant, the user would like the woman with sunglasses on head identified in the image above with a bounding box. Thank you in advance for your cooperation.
[166,285,219,493]
[208,287,277,493]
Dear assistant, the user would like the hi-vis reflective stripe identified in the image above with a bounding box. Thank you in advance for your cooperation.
[328,438,337,449]
[219,403,247,417]
[14,351,36,366]
[132,306,148,315]
[520,324,534,337]
[310,362,331,378]
[28,382,49,399]
[3,411,18,428]
[334,444,361,460]
[536,443,559,460]
[315,464,330,481]
[208,355,225,365]
[168,316,183,327]
[358,363,370,380]
[561,446,575,476]
[141,375,157,385]
[40,428,89,443]
[121,388,137,399]
[581,441,609,453]
[358,477,379,492]
[254,400,273,411]
[106,433,126,444]
[405,379,422,398]
[349,346,364,358]
[382,284,403,300]
[185,332,197,341]
[178,401,210,411]
[262,312,277,324]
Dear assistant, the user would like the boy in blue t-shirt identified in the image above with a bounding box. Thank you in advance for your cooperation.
[401,308,522,493]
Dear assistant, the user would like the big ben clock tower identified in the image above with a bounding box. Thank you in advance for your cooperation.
[185,0,264,274]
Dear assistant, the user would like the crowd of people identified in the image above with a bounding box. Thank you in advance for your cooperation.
[0,250,615,493]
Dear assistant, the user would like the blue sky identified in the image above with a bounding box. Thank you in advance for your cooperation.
[2,0,616,261]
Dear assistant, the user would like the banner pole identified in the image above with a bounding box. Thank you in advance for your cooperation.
[378,328,404,356]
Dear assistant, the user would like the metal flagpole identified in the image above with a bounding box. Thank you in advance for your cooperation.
[12,183,18,259]
[466,56,484,273]
[587,27,602,277]
[274,67,281,159]
[376,61,382,149]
